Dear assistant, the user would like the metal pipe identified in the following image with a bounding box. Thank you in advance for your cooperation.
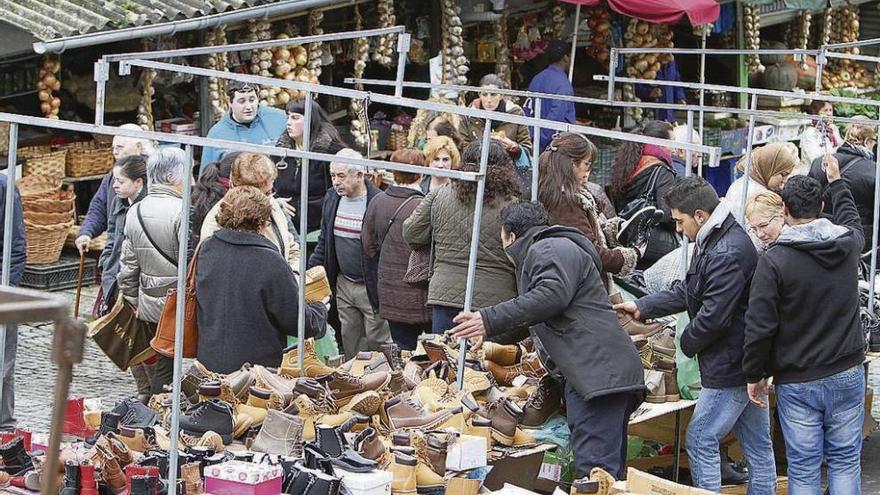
[167,144,194,495]
[394,33,411,98]
[682,111,693,269]
[0,124,18,414]
[740,95,759,219]
[614,47,819,55]
[607,52,616,102]
[825,51,880,64]
[823,36,880,50]
[0,111,479,181]
[345,77,880,127]
[869,146,880,313]
[457,119,492,390]
[569,4,581,82]
[93,60,109,126]
[34,0,359,54]
[815,47,825,93]
[120,59,715,154]
[531,99,542,202]
[698,30,707,159]
[103,26,405,62]
[297,92,313,375]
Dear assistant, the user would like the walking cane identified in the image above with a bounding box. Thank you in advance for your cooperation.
[73,252,85,318]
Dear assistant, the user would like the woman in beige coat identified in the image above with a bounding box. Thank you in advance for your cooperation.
[200,152,301,272]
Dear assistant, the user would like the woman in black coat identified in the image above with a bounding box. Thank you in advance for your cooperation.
[274,98,347,236]
[195,186,327,374]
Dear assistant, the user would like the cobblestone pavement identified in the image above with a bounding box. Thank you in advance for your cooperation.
[8,285,880,487]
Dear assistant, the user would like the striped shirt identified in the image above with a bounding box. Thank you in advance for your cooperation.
[334,194,367,280]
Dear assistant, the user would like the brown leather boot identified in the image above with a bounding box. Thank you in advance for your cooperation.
[463,395,522,446]
[382,394,453,430]
[650,328,676,358]
[463,416,493,452]
[521,376,562,427]
[353,428,388,464]
[223,364,254,402]
[484,353,547,387]
[644,369,666,404]
[654,357,679,402]
[570,477,600,494]
[424,433,448,476]
[180,462,204,494]
[279,339,336,378]
[609,292,663,337]
[341,352,391,376]
[319,371,391,408]
[482,342,522,366]
[411,433,446,491]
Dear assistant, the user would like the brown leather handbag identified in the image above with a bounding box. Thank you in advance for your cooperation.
[151,244,200,358]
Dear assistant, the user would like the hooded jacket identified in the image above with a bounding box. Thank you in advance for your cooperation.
[100,186,147,302]
[196,229,327,374]
[480,225,646,402]
[464,100,532,153]
[200,106,288,170]
[744,179,865,385]
[808,142,876,251]
[637,201,759,389]
[118,185,184,323]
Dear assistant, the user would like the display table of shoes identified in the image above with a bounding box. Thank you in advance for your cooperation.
[32,336,568,495]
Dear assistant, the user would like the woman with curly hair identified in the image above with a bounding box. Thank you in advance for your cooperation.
[421,136,461,193]
[403,139,521,332]
[538,133,642,286]
[195,186,327,374]
[609,120,678,267]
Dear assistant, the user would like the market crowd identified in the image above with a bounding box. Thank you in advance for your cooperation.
[0,61,874,493]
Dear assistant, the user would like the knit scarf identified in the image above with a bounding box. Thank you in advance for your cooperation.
[812,119,840,147]
[576,186,638,286]
[628,144,672,183]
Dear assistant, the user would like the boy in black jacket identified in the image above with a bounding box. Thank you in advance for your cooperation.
[744,159,866,493]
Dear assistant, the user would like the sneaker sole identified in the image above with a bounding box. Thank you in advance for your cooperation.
[490,428,515,447]
[645,396,666,404]
[341,392,382,416]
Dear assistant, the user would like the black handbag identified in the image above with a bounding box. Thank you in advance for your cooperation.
[617,165,664,220]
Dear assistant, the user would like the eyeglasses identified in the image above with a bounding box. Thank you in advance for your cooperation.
[748,215,780,234]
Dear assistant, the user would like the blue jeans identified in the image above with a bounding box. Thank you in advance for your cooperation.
[686,385,776,494]
[776,366,865,495]
[431,305,460,334]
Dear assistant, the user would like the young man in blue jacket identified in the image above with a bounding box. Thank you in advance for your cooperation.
[200,81,287,171]
[0,173,26,429]
[616,177,776,494]
[527,40,576,152]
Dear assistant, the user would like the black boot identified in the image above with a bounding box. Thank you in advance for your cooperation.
[720,449,749,485]
[59,460,80,495]
[130,474,159,495]
[0,437,33,475]
[179,400,234,445]
[306,470,341,495]
[85,411,122,446]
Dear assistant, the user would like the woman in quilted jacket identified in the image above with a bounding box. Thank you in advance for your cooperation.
[403,139,521,333]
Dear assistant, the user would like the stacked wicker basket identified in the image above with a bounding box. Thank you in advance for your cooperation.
[19,175,75,264]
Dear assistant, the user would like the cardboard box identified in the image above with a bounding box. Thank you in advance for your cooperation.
[338,468,393,495]
[446,434,488,471]
[485,444,556,491]
[623,468,715,494]
[446,477,481,495]
[170,121,198,132]
[204,461,282,495]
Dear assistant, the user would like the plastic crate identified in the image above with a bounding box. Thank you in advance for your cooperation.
[703,128,722,149]
[720,129,747,155]
[592,144,618,187]
[21,254,96,291]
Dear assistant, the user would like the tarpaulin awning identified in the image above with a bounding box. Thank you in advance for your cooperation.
[559,0,721,26]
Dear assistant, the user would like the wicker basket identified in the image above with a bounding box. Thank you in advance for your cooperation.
[66,142,114,177]
[22,149,67,178]
[22,190,75,214]
[65,226,107,252]
[25,220,74,264]
[0,123,8,154]
[387,130,408,151]
[17,174,62,198]
[25,210,74,225]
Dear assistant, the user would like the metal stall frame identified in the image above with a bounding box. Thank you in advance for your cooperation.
[1,45,716,494]
[598,71,880,313]
[815,36,880,92]
[92,25,410,126]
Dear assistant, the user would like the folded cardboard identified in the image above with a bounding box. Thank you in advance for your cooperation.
[620,468,716,495]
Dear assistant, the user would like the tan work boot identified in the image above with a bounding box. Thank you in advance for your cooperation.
[463,416,493,452]
[644,369,666,404]
[589,467,617,495]
[482,342,523,366]
[411,433,446,491]
[279,339,336,378]
[382,394,453,431]
[339,390,383,416]
[389,452,417,495]
[340,351,391,376]
[252,365,298,408]
[484,353,547,387]
[319,371,391,408]
[609,292,663,337]
[570,477,600,494]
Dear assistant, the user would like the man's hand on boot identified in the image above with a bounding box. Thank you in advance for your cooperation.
[613,301,642,320]
[449,311,486,340]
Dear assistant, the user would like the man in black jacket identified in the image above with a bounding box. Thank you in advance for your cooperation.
[451,202,645,481]
[615,177,776,493]
[307,149,391,359]
[744,163,866,493]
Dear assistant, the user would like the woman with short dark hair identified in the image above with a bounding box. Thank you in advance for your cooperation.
[195,186,327,374]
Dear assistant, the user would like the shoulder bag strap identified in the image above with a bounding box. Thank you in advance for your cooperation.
[380,195,420,246]
[186,242,202,287]
[642,164,665,203]
[269,216,285,256]
[136,204,178,267]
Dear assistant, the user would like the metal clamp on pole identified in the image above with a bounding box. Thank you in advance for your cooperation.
[531,99,542,201]
[739,95,759,220]
[394,33,411,98]
[93,61,110,126]
[0,123,18,422]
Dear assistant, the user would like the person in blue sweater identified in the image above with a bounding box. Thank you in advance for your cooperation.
[200,81,288,173]
[527,40,576,152]
[0,172,26,429]
[635,59,687,123]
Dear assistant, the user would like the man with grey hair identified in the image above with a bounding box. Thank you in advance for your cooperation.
[75,124,157,254]
[308,148,391,358]
[671,125,702,177]
[118,147,189,394]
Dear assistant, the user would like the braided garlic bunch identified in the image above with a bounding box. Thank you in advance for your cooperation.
[205,25,229,121]
[373,0,396,67]
[495,14,511,88]
[308,10,325,80]
[350,6,370,147]
[442,0,469,86]
[744,4,764,74]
